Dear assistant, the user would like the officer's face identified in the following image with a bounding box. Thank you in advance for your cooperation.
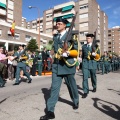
[56,22,66,32]
[86,37,93,43]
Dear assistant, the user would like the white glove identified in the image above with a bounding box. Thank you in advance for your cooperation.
[62,52,68,57]
[92,52,96,56]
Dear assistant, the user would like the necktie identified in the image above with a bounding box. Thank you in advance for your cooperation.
[57,34,61,40]
[88,45,91,51]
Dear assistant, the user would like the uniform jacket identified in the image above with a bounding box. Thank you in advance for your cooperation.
[52,31,78,75]
[14,49,28,67]
[37,54,42,65]
[82,43,100,69]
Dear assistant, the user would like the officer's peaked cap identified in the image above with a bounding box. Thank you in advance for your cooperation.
[86,33,95,37]
[56,18,69,24]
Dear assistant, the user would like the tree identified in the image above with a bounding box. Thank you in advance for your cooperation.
[46,40,53,50]
[27,39,38,52]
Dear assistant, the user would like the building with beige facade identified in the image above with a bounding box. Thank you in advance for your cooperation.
[108,26,120,57]
[28,0,108,54]
[0,0,52,50]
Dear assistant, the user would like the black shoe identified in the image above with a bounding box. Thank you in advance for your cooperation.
[28,79,32,83]
[73,103,79,110]
[82,93,88,98]
[40,111,55,120]
[92,88,96,92]
[13,83,19,85]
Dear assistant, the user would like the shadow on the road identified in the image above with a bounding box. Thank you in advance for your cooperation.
[58,97,73,107]
[92,98,120,120]
[41,88,50,104]
[0,97,9,104]
[108,88,120,95]
[77,85,84,96]
[41,88,51,114]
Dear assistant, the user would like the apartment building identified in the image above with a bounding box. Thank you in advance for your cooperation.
[0,0,22,26]
[0,0,52,50]
[29,0,108,54]
[108,26,120,57]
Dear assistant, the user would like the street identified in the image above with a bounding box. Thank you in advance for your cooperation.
[0,70,120,120]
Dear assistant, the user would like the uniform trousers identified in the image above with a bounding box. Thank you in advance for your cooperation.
[15,64,31,83]
[47,72,79,112]
[82,68,97,94]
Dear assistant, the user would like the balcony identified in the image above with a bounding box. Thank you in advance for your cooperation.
[0,9,6,15]
[79,0,88,5]
[79,26,88,31]
[79,17,89,23]
[54,9,75,18]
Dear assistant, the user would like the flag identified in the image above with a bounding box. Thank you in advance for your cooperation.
[10,20,15,36]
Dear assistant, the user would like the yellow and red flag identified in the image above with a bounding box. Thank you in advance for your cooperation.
[10,20,15,36]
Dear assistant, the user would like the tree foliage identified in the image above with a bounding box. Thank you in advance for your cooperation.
[27,39,38,52]
[46,40,53,50]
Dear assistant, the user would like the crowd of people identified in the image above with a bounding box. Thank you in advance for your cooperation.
[0,46,52,87]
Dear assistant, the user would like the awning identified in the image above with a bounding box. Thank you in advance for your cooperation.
[66,23,71,27]
[0,2,6,9]
[62,5,74,12]
[63,14,74,19]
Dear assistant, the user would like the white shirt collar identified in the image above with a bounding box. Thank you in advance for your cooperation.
[87,42,92,47]
[58,30,67,39]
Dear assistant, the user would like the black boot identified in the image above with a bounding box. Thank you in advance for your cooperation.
[82,93,88,98]
[92,88,96,92]
[73,103,79,110]
[40,111,55,120]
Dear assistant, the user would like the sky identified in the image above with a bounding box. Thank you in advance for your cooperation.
[22,0,120,28]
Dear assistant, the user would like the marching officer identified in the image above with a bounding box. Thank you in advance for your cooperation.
[40,17,79,120]
[82,33,100,98]
[10,44,32,85]
[101,51,109,74]
[37,52,42,76]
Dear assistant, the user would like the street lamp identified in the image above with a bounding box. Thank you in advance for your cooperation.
[28,6,40,50]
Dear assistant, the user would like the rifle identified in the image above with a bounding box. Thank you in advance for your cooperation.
[62,12,78,53]
[92,29,100,61]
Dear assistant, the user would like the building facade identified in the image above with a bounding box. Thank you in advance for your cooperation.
[108,26,120,56]
[28,0,108,54]
[0,0,52,50]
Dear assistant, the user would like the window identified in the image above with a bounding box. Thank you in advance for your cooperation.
[80,31,88,36]
[80,22,88,27]
[79,13,88,18]
[80,4,88,9]
[46,21,52,25]
[46,13,52,18]
[25,35,31,41]
[46,29,52,33]
[14,33,20,40]
[0,29,2,36]
[80,42,84,45]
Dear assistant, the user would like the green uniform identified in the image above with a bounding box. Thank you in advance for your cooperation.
[82,43,100,94]
[37,54,42,76]
[14,50,32,84]
[47,31,79,112]
[101,55,109,74]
